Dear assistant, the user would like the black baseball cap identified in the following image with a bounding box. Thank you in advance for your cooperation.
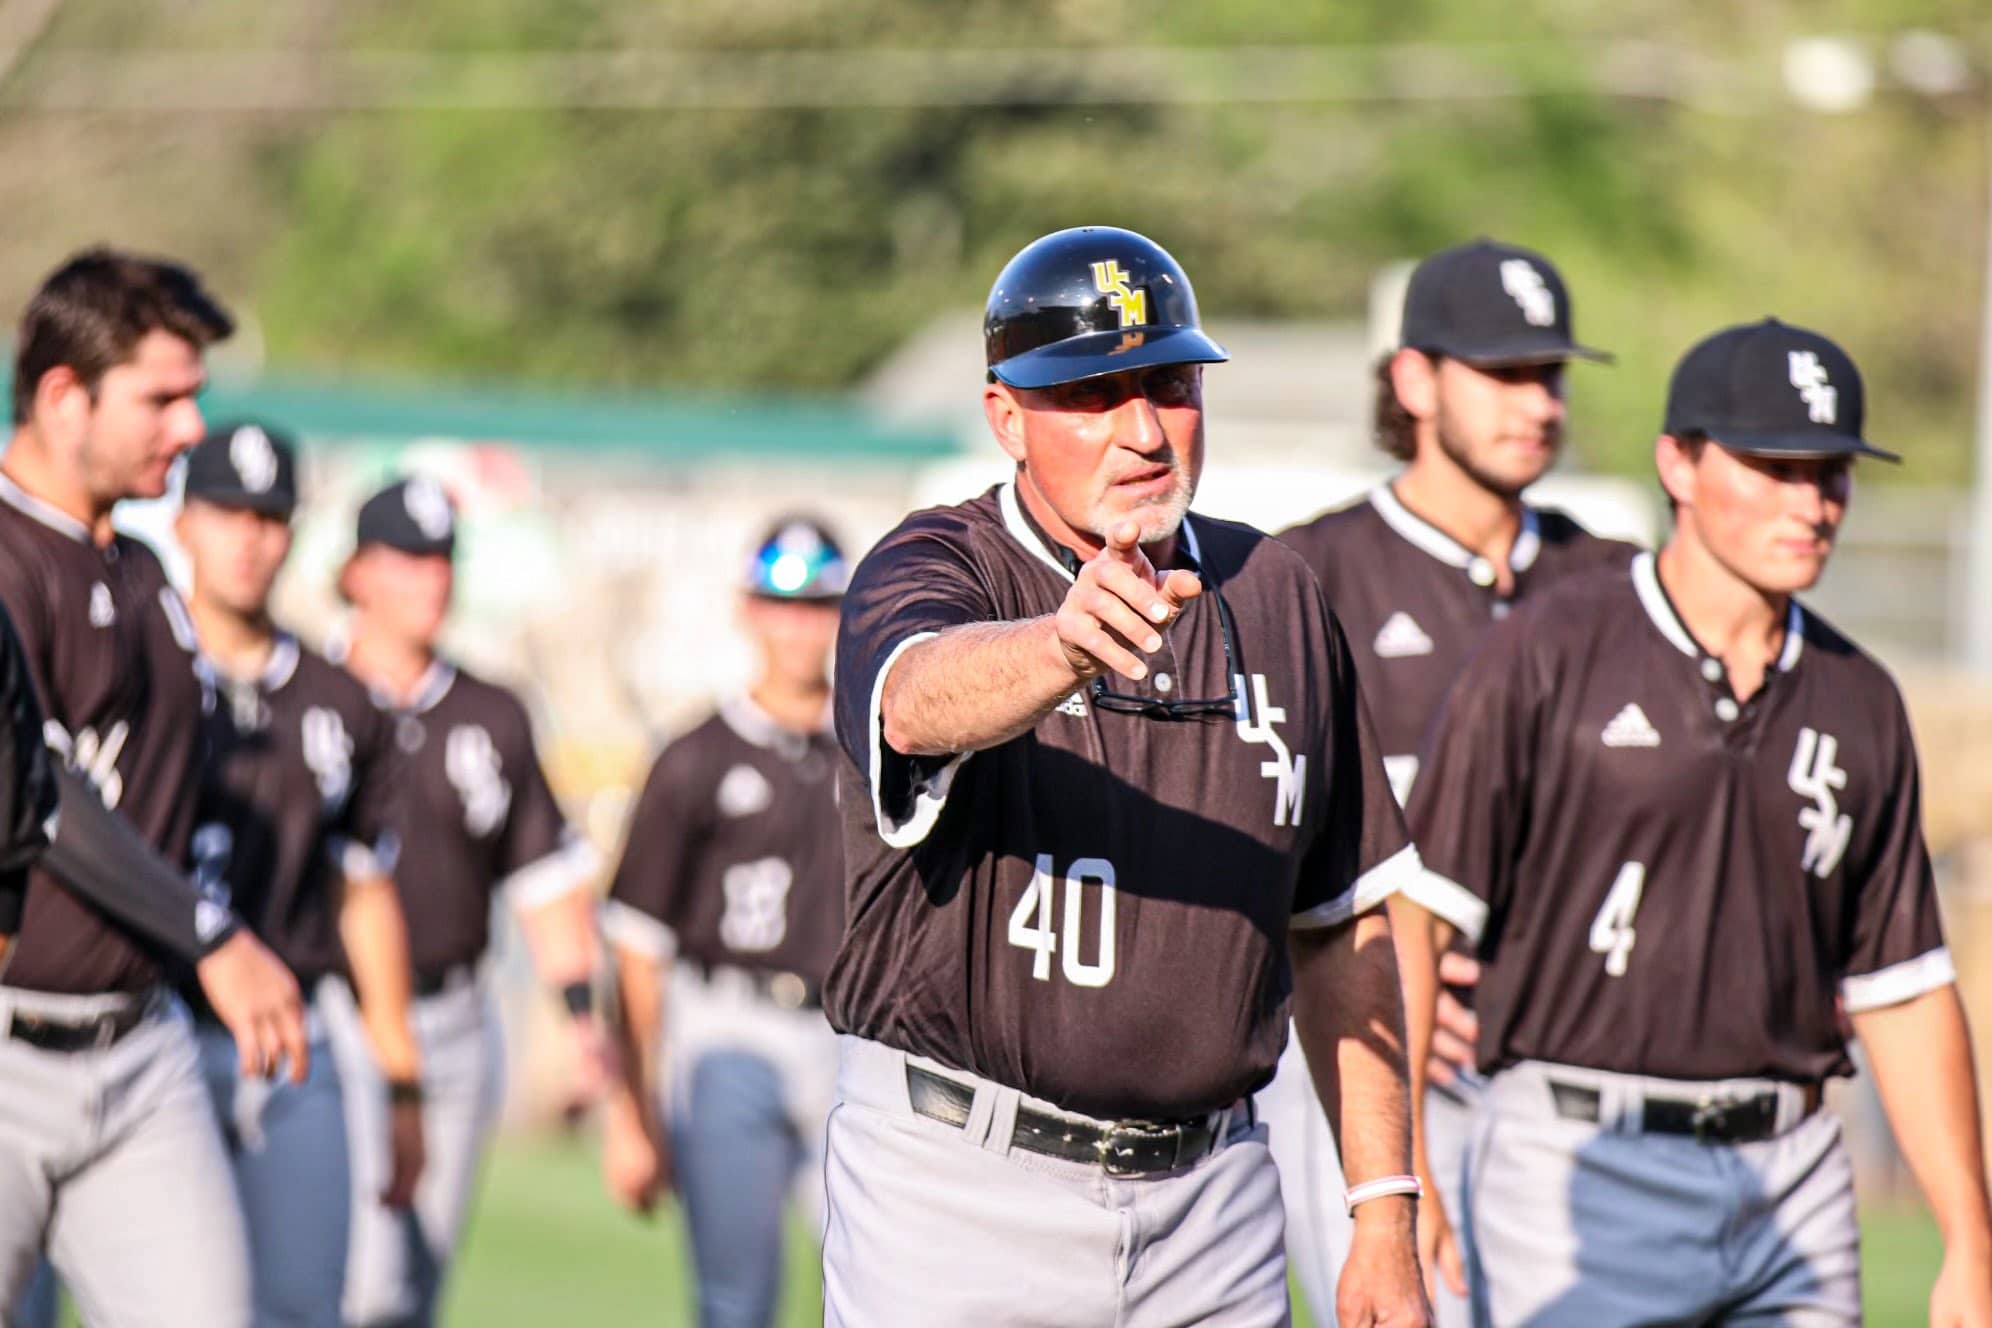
[182,421,298,517]
[355,476,457,557]
[1663,318,1898,463]
[746,516,849,601]
[1399,239,1611,367]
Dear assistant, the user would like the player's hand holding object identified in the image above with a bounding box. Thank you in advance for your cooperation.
[1052,520,1201,684]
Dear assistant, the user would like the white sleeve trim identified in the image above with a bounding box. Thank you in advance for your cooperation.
[325,835,383,882]
[1398,868,1489,945]
[1291,843,1422,931]
[868,633,971,850]
[600,898,676,962]
[505,836,603,911]
[1841,946,1956,1013]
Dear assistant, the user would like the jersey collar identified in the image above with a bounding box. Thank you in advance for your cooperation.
[996,480,1205,583]
[195,630,302,693]
[1631,551,1805,673]
[325,624,458,713]
[720,692,829,749]
[1368,483,1541,580]
[0,472,92,545]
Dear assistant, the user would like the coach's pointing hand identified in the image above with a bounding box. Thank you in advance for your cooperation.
[198,930,310,1083]
[1053,520,1202,684]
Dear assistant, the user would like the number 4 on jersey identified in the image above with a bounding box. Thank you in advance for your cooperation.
[1588,861,1646,977]
[1008,854,1116,988]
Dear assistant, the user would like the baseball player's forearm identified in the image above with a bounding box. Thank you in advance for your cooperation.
[40,766,241,962]
[336,871,422,1082]
[1851,984,1992,1256]
[517,887,600,987]
[880,619,1080,757]
[1291,909,1415,1187]
[610,945,666,1122]
[1387,896,1454,1181]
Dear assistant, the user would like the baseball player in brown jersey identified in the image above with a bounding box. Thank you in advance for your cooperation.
[1401,319,1992,1325]
[0,250,310,1328]
[172,422,427,1325]
[322,477,605,1328]
[1270,240,1632,1325]
[600,516,848,1328]
[823,226,1429,1327]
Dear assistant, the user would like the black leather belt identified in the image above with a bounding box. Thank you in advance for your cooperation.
[906,1065,1236,1177]
[413,964,475,998]
[8,997,152,1053]
[1548,1077,1822,1144]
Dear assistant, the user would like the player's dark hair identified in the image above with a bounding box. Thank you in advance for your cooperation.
[1373,350,1429,463]
[13,247,235,425]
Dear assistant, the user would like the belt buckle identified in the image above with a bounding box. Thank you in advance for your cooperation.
[1098,1120,1181,1177]
[1690,1093,1739,1142]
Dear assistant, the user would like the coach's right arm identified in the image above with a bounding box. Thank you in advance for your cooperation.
[878,520,1200,756]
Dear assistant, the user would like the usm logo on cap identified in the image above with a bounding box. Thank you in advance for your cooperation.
[1788,351,1837,425]
[230,426,279,494]
[1090,260,1148,329]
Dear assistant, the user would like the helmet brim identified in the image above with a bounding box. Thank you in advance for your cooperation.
[990,327,1230,390]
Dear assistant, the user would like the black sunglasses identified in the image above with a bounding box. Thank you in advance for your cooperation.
[1056,543,1242,720]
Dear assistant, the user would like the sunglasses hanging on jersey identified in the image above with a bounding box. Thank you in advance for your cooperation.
[1054,542,1243,720]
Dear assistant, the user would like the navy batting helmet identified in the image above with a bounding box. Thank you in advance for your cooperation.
[983,227,1229,390]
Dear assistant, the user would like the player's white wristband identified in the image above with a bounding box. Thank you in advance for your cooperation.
[1344,1175,1424,1216]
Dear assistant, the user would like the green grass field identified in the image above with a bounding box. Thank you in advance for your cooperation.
[435,1134,1947,1328]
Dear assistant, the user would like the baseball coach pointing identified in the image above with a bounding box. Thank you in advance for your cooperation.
[819,226,1431,1328]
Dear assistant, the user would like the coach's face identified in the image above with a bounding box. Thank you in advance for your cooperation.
[984,363,1205,554]
[349,546,454,648]
[75,331,208,503]
[1660,436,1850,593]
[1396,351,1566,498]
[177,499,292,617]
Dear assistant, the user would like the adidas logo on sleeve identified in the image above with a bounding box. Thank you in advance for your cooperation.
[1601,703,1661,748]
[1373,611,1436,659]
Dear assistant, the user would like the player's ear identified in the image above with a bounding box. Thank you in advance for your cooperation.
[982,383,1029,466]
[1387,349,1439,424]
[1655,433,1699,511]
[30,363,90,439]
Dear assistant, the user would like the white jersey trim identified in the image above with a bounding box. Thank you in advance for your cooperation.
[1398,867,1489,945]
[601,898,677,962]
[1632,551,1807,670]
[1840,946,1955,1013]
[1369,485,1542,575]
[0,471,91,543]
[326,834,382,882]
[1291,843,1422,931]
[868,632,969,850]
[505,834,602,911]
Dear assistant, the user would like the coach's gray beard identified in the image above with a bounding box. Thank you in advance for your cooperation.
[1087,474,1196,546]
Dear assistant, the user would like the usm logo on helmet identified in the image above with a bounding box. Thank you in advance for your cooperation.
[1090,260,1148,329]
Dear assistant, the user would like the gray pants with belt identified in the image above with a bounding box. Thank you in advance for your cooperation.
[0,988,251,1328]
[822,1034,1287,1328]
[321,974,502,1328]
[1464,1061,1859,1327]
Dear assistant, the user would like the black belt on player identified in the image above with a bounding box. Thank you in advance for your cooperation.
[906,1064,1239,1177]
[1548,1077,1823,1144]
[684,958,821,1011]
[8,994,154,1053]
[413,964,476,998]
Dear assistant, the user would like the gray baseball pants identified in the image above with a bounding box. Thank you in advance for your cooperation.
[320,974,502,1328]
[822,1034,1288,1328]
[1261,1025,1476,1328]
[0,987,251,1328]
[1464,1060,1860,1327]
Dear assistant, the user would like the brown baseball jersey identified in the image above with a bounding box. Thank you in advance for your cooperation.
[604,697,844,991]
[1406,551,1949,1083]
[190,635,402,987]
[0,602,58,936]
[828,483,1415,1121]
[1279,484,1637,803]
[0,475,207,994]
[354,659,584,981]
